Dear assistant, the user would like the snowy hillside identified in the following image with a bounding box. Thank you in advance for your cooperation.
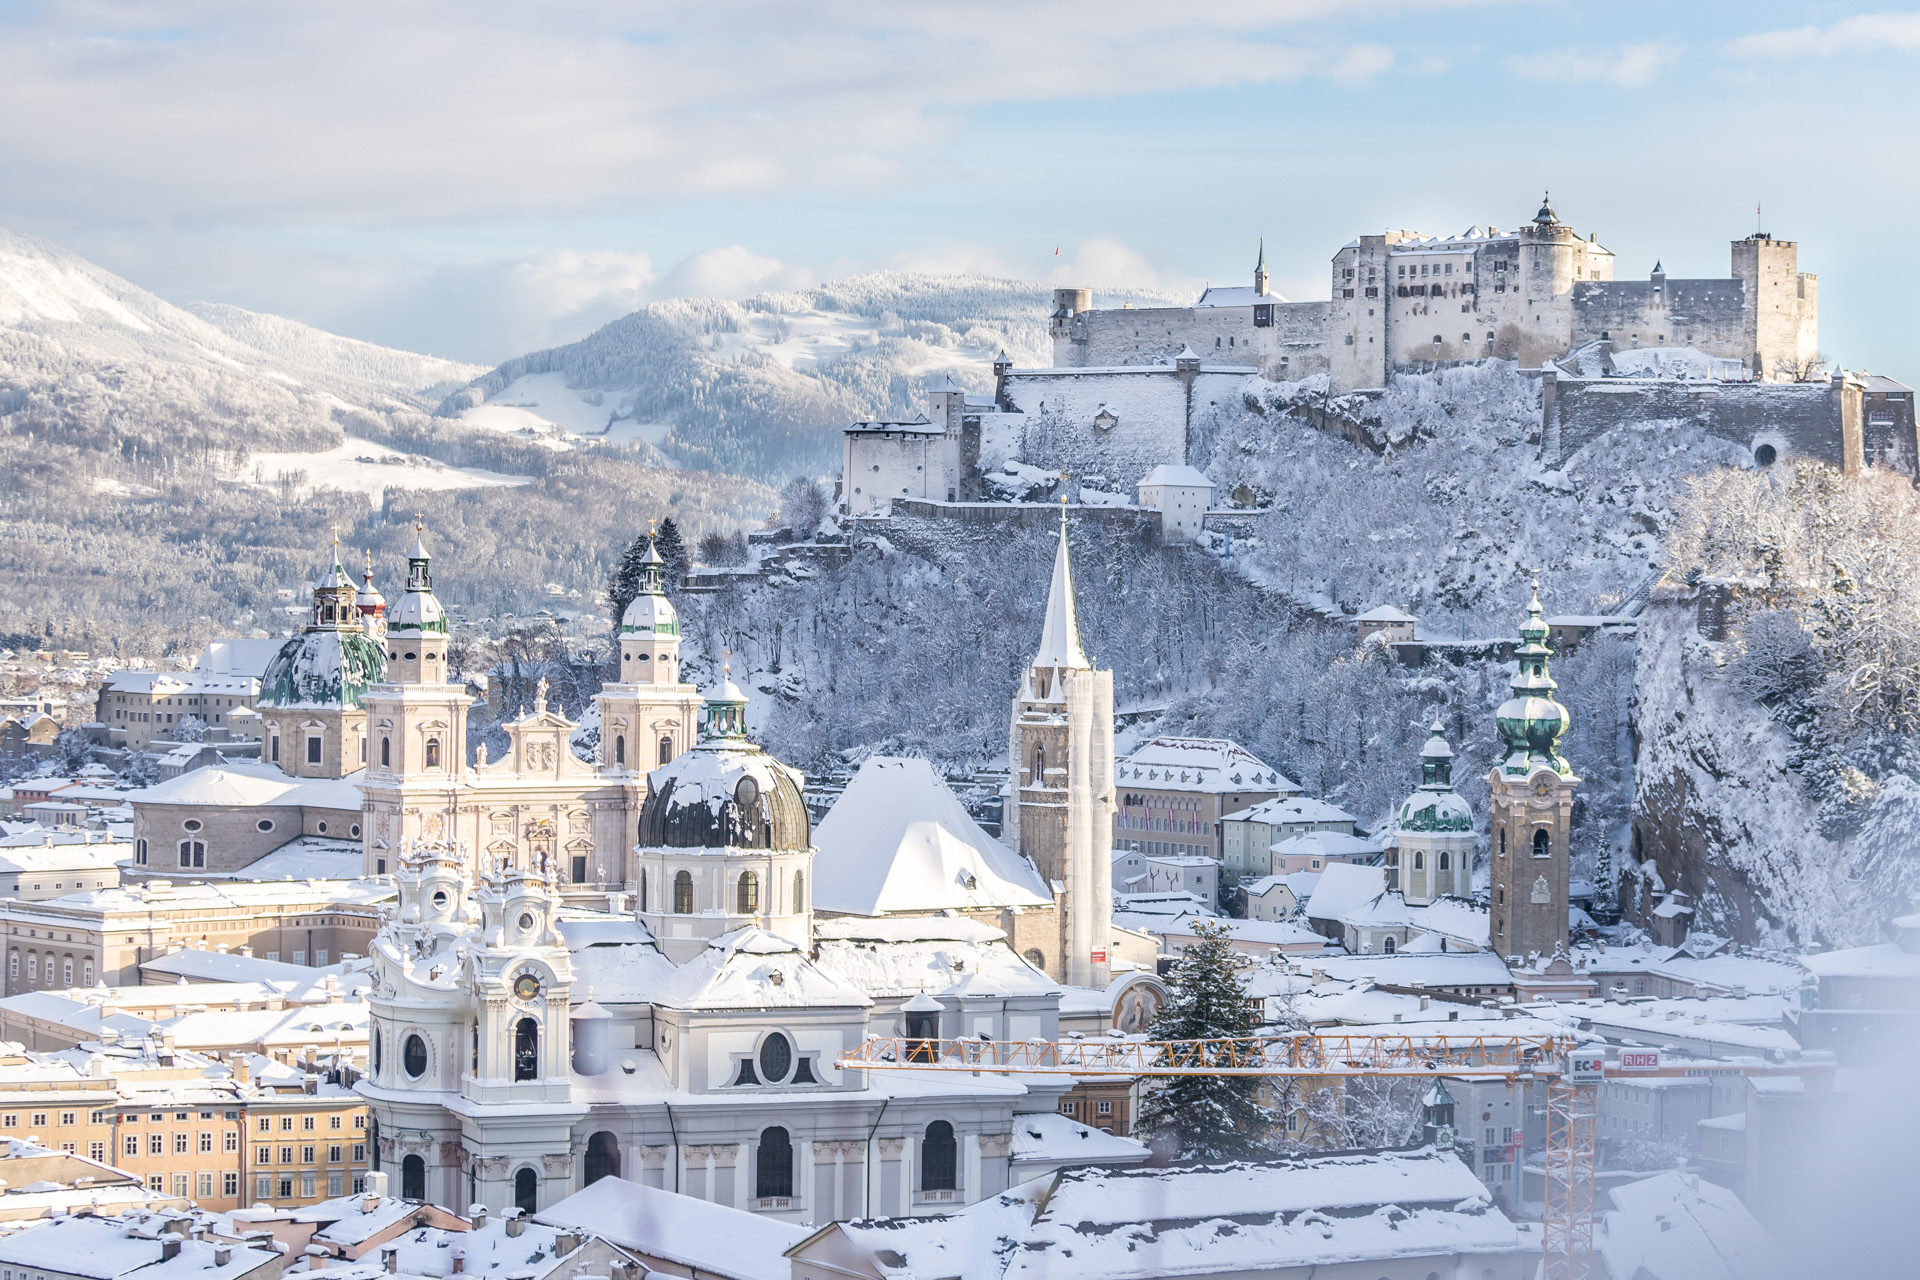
[186,301,484,404]
[439,274,1187,479]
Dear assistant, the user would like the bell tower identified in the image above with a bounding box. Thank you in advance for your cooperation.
[1007,509,1114,988]
[1396,717,1474,906]
[1488,585,1579,962]
[362,521,471,878]
[596,527,701,779]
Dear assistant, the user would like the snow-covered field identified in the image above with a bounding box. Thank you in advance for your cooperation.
[237,439,532,505]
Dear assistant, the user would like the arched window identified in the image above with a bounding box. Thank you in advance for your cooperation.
[135,838,147,865]
[514,1017,539,1081]
[1533,828,1550,859]
[1499,829,1507,857]
[792,870,804,914]
[614,735,626,766]
[402,1034,427,1078]
[372,1029,381,1073]
[1412,850,1424,870]
[1022,948,1046,970]
[922,1121,958,1191]
[756,1127,793,1199]
[514,1166,538,1214]
[381,738,390,766]
[585,1131,620,1186]
[1032,743,1045,782]
[62,960,71,985]
[401,1154,426,1201]
[82,961,92,986]
[737,871,759,914]
[25,955,35,981]
[639,869,647,914]
[178,840,205,869]
[425,738,441,769]
[673,870,693,914]
[1438,851,1450,871]
[1383,936,1397,955]
[8,952,16,980]
[658,736,673,766]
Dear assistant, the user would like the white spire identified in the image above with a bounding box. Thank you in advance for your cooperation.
[1033,508,1089,669]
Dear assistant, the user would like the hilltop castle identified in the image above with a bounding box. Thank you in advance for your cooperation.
[1050,195,1818,391]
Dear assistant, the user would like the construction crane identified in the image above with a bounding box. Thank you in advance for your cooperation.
[839,1033,1825,1280]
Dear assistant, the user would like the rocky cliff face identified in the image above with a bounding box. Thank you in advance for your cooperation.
[1629,591,1849,947]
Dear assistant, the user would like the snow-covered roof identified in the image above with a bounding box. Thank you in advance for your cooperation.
[1801,940,1920,980]
[1116,737,1292,794]
[659,927,872,1011]
[1304,951,1513,988]
[0,1214,277,1280]
[812,919,1059,999]
[1009,1112,1150,1166]
[1193,284,1288,307]
[140,947,367,989]
[812,757,1051,915]
[537,1175,802,1280]
[1598,1171,1775,1280]
[1226,794,1354,825]
[1245,870,1321,901]
[132,762,304,807]
[1354,604,1417,623]
[1304,862,1390,922]
[1269,830,1380,860]
[1137,464,1215,489]
[1153,915,1325,948]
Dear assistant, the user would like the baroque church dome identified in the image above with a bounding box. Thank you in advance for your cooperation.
[261,546,386,709]
[1396,716,1472,832]
[637,682,810,851]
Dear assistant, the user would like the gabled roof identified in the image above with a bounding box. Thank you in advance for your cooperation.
[659,928,871,1011]
[1304,862,1390,922]
[539,1175,802,1280]
[812,757,1051,915]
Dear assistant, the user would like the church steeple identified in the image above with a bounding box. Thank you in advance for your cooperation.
[1032,507,1089,675]
[1254,237,1270,297]
[386,518,451,686]
[309,531,362,632]
[618,525,681,688]
[1494,580,1572,777]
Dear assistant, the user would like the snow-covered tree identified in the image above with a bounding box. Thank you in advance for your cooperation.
[605,532,653,643]
[655,518,690,588]
[173,715,207,744]
[779,477,829,537]
[1134,919,1274,1161]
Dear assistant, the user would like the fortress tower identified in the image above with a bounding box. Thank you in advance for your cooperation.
[1487,586,1578,962]
[1006,512,1114,988]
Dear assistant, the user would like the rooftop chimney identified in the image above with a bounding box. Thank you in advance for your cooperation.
[215,1247,231,1267]
[161,1240,182,1261]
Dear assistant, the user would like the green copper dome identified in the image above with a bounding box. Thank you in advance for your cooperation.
[1399,716,1473,831]
[260,629,387,709]
[1495,585,1572,776]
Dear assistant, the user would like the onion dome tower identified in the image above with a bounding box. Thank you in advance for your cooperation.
[362,519,468,879]
[1488,584,1579,961]
[259,536,387,778]
[386,519,451,686]
[633,668,812,963]
[1395,716,1473,906]
[597,526,701,778]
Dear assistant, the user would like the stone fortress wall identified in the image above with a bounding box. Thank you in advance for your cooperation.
[1052,197,1819,394]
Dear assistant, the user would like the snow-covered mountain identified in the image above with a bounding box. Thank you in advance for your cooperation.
[436,274,1187,480]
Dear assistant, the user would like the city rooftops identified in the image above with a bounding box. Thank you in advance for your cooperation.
[1225,794,1356,826]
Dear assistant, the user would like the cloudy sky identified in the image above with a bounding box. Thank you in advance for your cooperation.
[2,1,1912,369]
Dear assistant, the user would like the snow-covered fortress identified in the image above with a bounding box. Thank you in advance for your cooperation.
[1050,195,1819,391]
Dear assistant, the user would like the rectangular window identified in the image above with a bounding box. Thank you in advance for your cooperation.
[89,1141,105,1161]
[258,1117,271,1132]
[301,1145,315,1163]
[198,1172,214,1198]
[354,1116,366,1130]
[301,1172,316,1198]
[0,1116,13,1129]
[293,950,306,965]
[224,1172,239,1198]
[1096,1101,1113,1116]
[278,1177,293,1199]
[328,1145,342,1163]
[280,1146,295,1165]
[306,737,322,764]
[258,1146,272,1165]
[149,1174,165,1191]
[30,1113,45,1128]
[90,1111,108,1125]
[302,1115,315,1132]
[224,1131,239,1152]
[315,950,328,966]
[353,1175,366,1194]
[59,1112,75,1126]
[329,1115,342,1131]
[200,1132,213,1153]
[328,1171,343,1196]
[256,1174,272,1199]
[352,1143,366,1162]
[149,1134,164,1156]
[174,1133,189,1154]
[125,1135,139,1156]
[281,1117,294,1131]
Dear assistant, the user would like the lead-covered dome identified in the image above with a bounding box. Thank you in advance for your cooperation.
[638,745,810,850]
[622,590,678,635]
[1398,716,1472,832]
[260,629,386,709]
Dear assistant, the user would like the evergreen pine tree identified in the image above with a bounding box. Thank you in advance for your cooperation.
[604,531,652,651]
[656,517,690,588]
[1591,843,1621,925]
[1134,918,1276,1162]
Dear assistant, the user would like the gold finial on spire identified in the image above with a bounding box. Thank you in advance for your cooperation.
[649,516,657,536]
[723,647,731,679]
[415,510,424,533]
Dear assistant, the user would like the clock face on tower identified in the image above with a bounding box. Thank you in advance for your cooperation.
[513,973,542,1001]
[1532,779,1552,798]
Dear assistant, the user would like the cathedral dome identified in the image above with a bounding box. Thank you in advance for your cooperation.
[638,743,810,851]
[260,629,386,709]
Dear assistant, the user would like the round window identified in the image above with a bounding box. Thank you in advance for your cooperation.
[404,653,417,661]
[256,820,274,833]
[351,824,361,838]
[317,821,328,834]
[402,1034,428,1078]
[183,820,202,832]
[518,912,535,931]
[734,775,761,808]
[431,889,449,909]
[758,1032,792,1082]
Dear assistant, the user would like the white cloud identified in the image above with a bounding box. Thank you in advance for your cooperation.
[1048,236,1199,298]
[1505,40,1681,88]
[0,1,1480,230]
[656,246,812,301]
[1729,12,1920,59]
